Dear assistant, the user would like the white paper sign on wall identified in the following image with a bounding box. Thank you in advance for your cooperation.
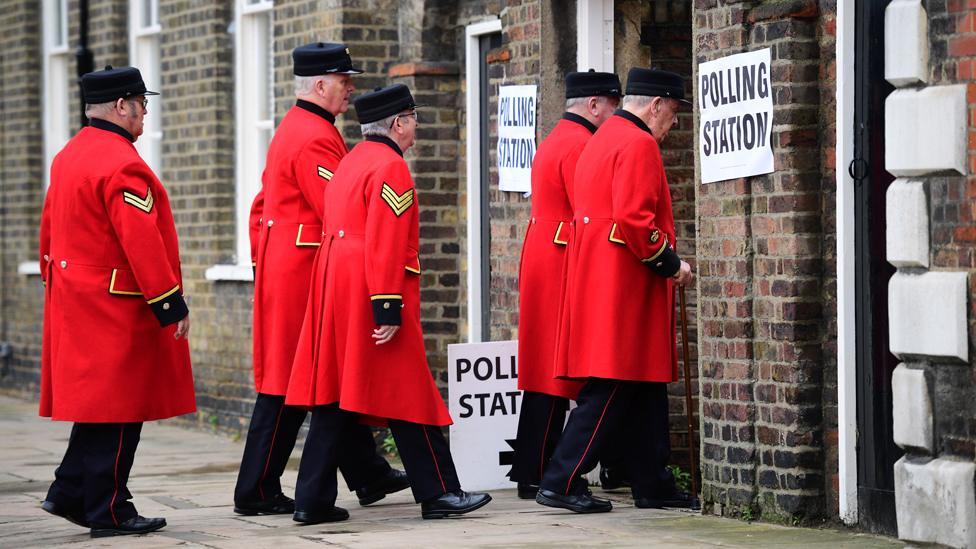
[496,85,537,193]
[448,340,521,491]
[698,48,775,184]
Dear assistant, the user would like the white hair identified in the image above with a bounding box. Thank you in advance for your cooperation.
[622,95,654,108]
[565,97,588,109]
[294,75,325,96]
[84,101,116,119]
[360,114,398,137]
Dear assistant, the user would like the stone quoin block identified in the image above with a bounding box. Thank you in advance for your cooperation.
[894,457,976,548]
[891,364,933,453]
[885,85,967,176]
[886,179,929,268]
[885,0,928,87]
[888,271,969,362]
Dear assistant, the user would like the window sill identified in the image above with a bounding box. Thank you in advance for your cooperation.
[17,261,41,276]
[204,264,254,282]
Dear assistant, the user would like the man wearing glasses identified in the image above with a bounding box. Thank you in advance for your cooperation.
[236,42,408,523]
[537,68,695,514]
[286,84,491,520]
[38,65,194,537]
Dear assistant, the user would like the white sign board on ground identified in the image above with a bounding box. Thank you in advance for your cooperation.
[448,340,520,491]
[496,85,536,192]
[698,48,775,184]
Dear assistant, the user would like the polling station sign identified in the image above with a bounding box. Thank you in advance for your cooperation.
[496,85,537,193]
[698,48,775,184]
[448,340,520,491]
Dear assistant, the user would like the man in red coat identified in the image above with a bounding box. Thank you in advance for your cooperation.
[235,43,407,518]
[286,85,491,520]
[536,68,694,513]
[511,70,620,498]
[39,66,194,537]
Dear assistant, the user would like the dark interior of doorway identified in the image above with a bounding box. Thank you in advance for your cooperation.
[478,32,502,338]
[853,0,902,536]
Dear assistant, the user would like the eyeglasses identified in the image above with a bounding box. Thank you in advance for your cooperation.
[390,110,418,128]
[124,97,148,110]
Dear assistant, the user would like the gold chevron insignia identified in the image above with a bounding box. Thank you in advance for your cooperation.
[317,165,334,180]
[122,187,154,213]
[380,183,414,216]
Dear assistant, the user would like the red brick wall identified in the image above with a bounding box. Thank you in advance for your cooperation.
[694,0,832,522]
[917,2,976,461]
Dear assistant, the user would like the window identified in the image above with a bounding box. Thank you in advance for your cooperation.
[129,0,163,173]
[42,0,71,190]
[576,0,614,72]
[234,0,274,267]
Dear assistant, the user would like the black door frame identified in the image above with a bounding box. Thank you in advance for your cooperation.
[477,33,500,338]
[852,0,902,536]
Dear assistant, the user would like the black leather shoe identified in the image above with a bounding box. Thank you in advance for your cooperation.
[517,483,538,500]
[634,490,701,510]
[421,490,491,519]
[536,488,612,513]
[599,465,630,491]
[234,492,295,515]
[41,499,89,528]
[355,468,410,506]
[292,506,350,525]
[90,516,166,538]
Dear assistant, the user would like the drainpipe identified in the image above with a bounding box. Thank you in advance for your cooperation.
[75,0,94,127]
[0,51,8,378]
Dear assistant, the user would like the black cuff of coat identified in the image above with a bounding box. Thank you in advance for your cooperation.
[149,291,189,326]
[371,297,402,326]
[643,246,682,278]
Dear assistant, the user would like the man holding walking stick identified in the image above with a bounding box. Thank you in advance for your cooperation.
[536,67,694,513]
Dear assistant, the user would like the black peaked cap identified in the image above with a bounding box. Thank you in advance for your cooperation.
[625,68,691,104]
[565,69,622,99]
[354,84,417,124]
[81,65,159,104]
[293,42,364,76]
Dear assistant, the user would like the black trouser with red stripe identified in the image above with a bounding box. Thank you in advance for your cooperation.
[509,391,569,485]
[46,422,143,528]
[295,404,459,512]
[539,379,672,498]
[234,393,391,505]
[598,382,678,496]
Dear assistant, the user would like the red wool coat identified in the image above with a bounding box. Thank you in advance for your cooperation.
[39,121,195,423]
[287,137,451,427]
[251,102,348,396]
[556,112,680,383]
[517,115,592,400]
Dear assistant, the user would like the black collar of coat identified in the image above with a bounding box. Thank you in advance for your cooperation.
[614,109,652,136]
[296,100,337,124]
[562,112,597,134]
[89,118,135,142]
[365,134,403,157]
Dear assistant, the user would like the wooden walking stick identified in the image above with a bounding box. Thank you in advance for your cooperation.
[678,285,701,508]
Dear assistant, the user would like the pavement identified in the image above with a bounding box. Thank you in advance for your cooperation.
[0,395,903,548]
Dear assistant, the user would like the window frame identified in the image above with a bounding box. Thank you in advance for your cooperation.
[41,0,72,191]
[128,0,163,174]
[207,0,274,280]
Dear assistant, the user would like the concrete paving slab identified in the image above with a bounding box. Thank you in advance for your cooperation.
[0,395,901,548]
